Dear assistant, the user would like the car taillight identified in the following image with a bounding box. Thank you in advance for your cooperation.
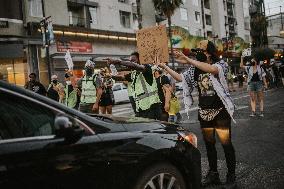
[178,132,198,148]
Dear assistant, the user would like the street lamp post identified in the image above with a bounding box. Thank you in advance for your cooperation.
[41,0,52,83]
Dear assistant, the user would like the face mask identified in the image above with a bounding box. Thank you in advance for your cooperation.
[85,68,93,76]
[66,81,71,85]
[52,80,58,84]
[196,52,207,62]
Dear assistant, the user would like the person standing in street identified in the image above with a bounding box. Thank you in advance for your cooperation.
[107,52,162,120]
[240,56,267,117]
[24,73,47,96]
[78,60,103,114]
[99,68,115,114]
[153,68,172,121]
[155,40,236,187]
[64,71,80,109]
[47,74,64,102]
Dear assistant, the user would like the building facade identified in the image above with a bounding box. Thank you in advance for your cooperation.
[0,0,251,86]
[267,13,284,51]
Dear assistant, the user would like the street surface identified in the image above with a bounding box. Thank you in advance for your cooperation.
[112,86,284,189]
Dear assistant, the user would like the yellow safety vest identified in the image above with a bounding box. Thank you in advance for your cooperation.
[80,74,97,104]
[131,70,161,112]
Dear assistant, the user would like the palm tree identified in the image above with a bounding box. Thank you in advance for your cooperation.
[152,0,183,69]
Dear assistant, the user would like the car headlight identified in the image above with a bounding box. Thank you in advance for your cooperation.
[177,131,198,148]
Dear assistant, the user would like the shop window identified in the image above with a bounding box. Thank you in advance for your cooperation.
[180,8,188,21]
[195,11,200,23]
[120,11,131,28]
[0,58,29,87]
[29,0,43,17]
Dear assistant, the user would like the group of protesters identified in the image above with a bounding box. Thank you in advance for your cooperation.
[25,39,283,188]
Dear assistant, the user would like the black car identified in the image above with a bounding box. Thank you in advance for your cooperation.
[0,81,201,189]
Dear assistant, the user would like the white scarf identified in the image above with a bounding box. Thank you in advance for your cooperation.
[181,60,236,123]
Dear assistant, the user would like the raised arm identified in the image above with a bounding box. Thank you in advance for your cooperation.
[240,56,245,68]
[107,59,146,72]
[173,50,218,75]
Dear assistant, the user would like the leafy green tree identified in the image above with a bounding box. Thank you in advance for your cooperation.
[152,0,183,69]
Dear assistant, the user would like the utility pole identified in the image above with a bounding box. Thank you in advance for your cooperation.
[40,0,52,83]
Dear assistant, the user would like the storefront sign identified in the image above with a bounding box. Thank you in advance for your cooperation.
[0,21,9,28]
[57,41,93,53]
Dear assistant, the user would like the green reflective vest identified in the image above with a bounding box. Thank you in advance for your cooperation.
[131,70,161,112]
[80,74,97,104]
[65,86,77,108]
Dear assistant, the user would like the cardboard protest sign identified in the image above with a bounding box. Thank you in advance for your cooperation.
[136,25,169,64]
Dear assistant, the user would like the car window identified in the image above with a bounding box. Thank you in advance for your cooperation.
[113,85,121,91]
[0,91,56,140]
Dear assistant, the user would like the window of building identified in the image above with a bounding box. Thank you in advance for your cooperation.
[89,7,98,28]
[195,11,200,23]
[196,29,202,36]
[204,0,210,9]
[223,0,227,11]
[205,14,212,25]
[207,31,212,37]
[133,13,139,30]
[29,0,43,17]
[180,8,188,21]
[118,0,129,3]
[192,0,199,6]
[120,11,131,28]
[245,35,250,42]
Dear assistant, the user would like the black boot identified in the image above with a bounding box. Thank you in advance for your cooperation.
[202,171,221,186]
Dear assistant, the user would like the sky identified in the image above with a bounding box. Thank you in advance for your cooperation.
[264,0,284,16]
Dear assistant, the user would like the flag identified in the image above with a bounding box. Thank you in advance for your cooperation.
[65,50,73,70]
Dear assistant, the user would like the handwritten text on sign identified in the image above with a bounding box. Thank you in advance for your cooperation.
[136,25,169,64]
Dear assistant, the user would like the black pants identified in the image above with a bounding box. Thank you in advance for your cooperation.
[136,103,162,120]
[200,110,236,174]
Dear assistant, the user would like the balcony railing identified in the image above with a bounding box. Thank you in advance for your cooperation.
[69,16,86,27]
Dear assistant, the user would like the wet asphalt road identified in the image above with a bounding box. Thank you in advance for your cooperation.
[181,88,284,189]
[112,87,284,188]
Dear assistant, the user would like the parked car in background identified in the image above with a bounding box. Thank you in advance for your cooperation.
[112,82,129,104]
[0,81,201,189]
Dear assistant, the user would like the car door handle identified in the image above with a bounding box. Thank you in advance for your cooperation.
[0,165,7,172]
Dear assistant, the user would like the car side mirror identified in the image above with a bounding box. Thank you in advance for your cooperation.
[54,115,84,144]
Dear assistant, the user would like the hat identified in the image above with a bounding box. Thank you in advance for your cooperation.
[51,75,58,80]
[85,59,95,68]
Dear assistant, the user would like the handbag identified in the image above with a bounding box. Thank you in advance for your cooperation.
[168,94,180,116]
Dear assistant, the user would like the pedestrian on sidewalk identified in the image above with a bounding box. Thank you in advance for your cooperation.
[99,68,115,114]
[64,71,80,109]
[155,40,236,187]
[107,52,162,120]
[240,56,268,117]
[47,74,64,102]
[24,73,47,96]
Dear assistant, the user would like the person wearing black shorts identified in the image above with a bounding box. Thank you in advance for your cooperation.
[99,68,114,114]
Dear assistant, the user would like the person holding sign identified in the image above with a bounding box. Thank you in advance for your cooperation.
[107,52,162,120]
[154,40,237,188]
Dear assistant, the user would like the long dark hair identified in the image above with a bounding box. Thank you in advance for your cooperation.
[206,41,220,62]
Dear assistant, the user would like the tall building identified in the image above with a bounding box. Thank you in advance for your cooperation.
[267,13,284,52]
